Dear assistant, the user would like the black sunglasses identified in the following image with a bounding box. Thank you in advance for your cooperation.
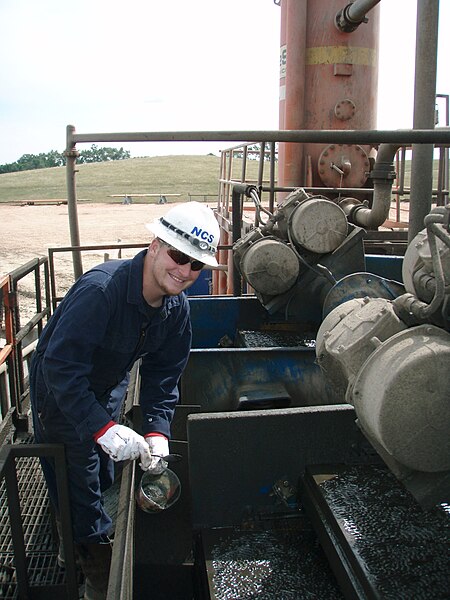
[163,243,204,271]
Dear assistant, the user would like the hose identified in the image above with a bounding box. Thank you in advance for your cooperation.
[249,187,273,226]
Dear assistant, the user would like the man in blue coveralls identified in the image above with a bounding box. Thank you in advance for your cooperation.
[29,201,220,600]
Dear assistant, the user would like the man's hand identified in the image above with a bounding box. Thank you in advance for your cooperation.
[145,435,169,474]
[96,424,152,470]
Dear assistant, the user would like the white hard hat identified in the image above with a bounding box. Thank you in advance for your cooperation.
[146,201,220,267]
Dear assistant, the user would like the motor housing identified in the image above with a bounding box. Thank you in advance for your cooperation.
[234,188,363,313]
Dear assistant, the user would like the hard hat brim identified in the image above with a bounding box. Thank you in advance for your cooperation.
[146,221,219,267]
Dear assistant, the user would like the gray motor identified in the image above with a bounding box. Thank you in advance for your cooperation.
[233,188,353,308]
[237,235,299,295]
[315,205,450,507]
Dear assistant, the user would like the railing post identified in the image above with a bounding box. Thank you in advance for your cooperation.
[2,448,30,598]
[231,185,247,296]
[65,125,83,280]
[409,0,440,242]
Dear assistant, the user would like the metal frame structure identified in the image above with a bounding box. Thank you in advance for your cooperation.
[0,126,448,599]
[64,126,450,281]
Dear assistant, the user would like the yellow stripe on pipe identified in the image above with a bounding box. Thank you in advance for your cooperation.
[306,46,376,66]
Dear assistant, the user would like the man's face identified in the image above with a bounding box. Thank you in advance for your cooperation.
[146,239,201,298]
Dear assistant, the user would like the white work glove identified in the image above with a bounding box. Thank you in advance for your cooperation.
[145,435,169,474]
[96,424,152,470]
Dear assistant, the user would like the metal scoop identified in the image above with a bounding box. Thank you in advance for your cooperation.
[152,453,182,464]
[136,468,181,513]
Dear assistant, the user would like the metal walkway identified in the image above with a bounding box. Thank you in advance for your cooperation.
[0,435,66,599]
[0,427,121,599]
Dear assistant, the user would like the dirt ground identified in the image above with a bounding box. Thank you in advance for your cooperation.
[0,198,406,325]
[0,201,188,322]
[0,201,183,272]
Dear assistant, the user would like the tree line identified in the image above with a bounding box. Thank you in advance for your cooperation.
[234,143,276,161]
[0,145,131,174]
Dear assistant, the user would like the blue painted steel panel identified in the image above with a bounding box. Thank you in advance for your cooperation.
[365,254,403,282]
[186,269,212,296]
[181,346,341,411]
[188,296,271,349]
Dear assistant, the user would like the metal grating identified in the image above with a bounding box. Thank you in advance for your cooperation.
[236,330,316,349]
[301,464,450,600]
[0,438,67,599]
[201,522,344,600]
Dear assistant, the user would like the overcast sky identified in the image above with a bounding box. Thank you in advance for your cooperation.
[0,0,449,164]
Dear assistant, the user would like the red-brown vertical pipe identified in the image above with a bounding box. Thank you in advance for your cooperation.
[279,0,307,190]
[304,0,379,187]
[278,0,380,190]
[218,230,228,294]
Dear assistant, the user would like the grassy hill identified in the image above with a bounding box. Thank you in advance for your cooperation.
[0,154,258,204]
[2,153,438,206]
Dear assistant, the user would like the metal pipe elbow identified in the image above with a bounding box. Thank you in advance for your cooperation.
[351,144,399,229]
[335,0,381,32]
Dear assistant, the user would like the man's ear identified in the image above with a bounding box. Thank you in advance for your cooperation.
[149,238,161,254]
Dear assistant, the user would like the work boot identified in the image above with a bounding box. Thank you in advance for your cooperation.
[75,542,112,600]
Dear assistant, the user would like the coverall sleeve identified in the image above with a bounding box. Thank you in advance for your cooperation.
[40,277,116,441]
[139,304,192,438]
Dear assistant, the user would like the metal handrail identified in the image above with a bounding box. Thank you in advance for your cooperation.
[47,243,149,310]
[107,461,135,600]
[0,259,50,423]
[67,127,450,146]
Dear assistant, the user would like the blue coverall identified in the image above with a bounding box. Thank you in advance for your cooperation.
[29,249,192,543]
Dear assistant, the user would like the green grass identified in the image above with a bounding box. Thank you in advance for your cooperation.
[1,154,441,205]
[0,155,264,204]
